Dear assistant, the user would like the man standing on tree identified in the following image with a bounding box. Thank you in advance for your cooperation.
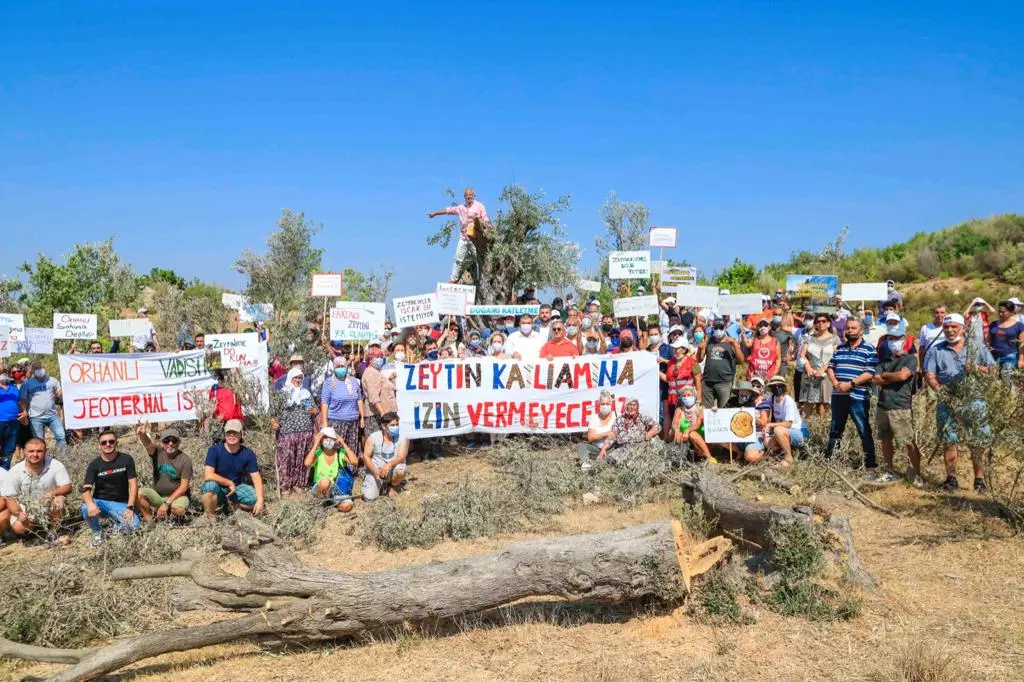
[428,187,491,284]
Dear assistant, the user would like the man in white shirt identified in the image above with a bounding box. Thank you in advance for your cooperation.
[504,313,548,361]
[2,437,73,543]
[918,304,947,368]
[131,307,159,351]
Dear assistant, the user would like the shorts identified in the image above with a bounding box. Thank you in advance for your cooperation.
[701,380,733,409]
[996,353,1018,370]
[362,463,407,501]
[936,401,991,446]
[200,482,258,508]
[875,407,915,449]
[747,427,805,452]
[139,487,190,510]
[312,467,356,499]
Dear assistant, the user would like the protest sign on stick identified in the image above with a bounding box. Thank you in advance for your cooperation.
[435,283,476,316]
[669,285,720,309]
[613,295,659,318]
[221,293,247,309]
[577,280,602,293]
[717,294,763,317]
[703,408,758,443]
[53,313,97,339]
[608,251,651,279]
[393,294,438,327]
[0,313,26,342]
[649,227,677,248]
[331,303,387,341]
[238,303,274,323]
[0,326,9,358]
[785,275,838,299]
[13,328,54,355]
[310,273,344,298]
[109,319,152,338]
[661,266,697,287]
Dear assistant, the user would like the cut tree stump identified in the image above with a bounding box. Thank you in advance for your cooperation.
[2,513,730,682]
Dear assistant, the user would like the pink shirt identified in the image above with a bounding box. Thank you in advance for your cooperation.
[444,201,490,238]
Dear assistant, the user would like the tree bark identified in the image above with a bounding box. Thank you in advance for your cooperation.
[18,514,728,682]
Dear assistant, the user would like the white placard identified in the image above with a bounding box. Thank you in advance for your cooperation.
[609,251,651,279]
[393,294,438,327]
[650,260,667,275]
[841,283,889,302]
[331,303,387,341]
[221,293,247,309]
[703,408,758,443]
[311,273,344,298]
[13,328,54,355]
[109,318,153,338]
[613,295,659,318]
[649,227,678,248]
[205,333,265,370]
[578,279,602,293]
[0,313,26,341]
[0,326,9,358]
[435,282,476,316]
[465,305,540,317]
[717,294,764,317]
[669,285,720,309]
[661,266,697,287]
[238,302,274,323]
[53,312,97,339]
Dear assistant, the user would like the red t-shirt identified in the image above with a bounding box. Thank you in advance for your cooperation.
[209,385,244,421]
[540,337,580,358]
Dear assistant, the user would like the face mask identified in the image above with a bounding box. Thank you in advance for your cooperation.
[426,350,439,361]
[469,338,481,347]
[681,396,696,408]
[0,374,8,384]
[582,318,593,330]
[845,332,860,342]
[771,386,785,396]
[649,334,660,346]
[772,316,782,324]
[598,405,611,417]
[395,351,406,362]
[758,326,769,336]
[34,369,46,379]
[694,331,705,343]
[864,316,873,326]
[334,368,348,379]
[322,438,337,450]
[491,342,503,353]
[619,340,633,350]
[387,426,400,439]
[520,324,532,336]
[713,329,726,340]
[505,325,516,334]
[947,333,964,344]
[371,357,385,369]
[888,338,905,355]
[566,326,578,337]
[738,393,752,405]
[972,305,982,313]
[601,323,614,333]
[586,340,599,352]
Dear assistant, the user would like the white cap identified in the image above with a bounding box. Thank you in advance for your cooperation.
[942,313,965,326]
[320,426,340,440]
[671,337,689,349]
[669,325,685,334]
[760,294,770,301]
[137,307,148,314]
[750,376,765,386]
[883,312,901,324]
[551,310,562,318]
[663,296,676,305]
[1008,297,1023,307]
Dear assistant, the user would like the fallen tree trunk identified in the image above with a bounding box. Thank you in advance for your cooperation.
[10,514,728,682]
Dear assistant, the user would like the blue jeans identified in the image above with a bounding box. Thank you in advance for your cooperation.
[826,395,877,469]
[201,481,258,508]
[30,414,67,449]
[0,420,18,469]
[81,499,141,534]
[996,353,1018,370]
[936,400,991,446]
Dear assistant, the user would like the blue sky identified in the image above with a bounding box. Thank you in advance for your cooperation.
[2,1,1022,299]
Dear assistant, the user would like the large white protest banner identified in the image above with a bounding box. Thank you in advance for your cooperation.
[53,313,97,340]
[613,295,659,318]
[0,326,9,358]
[396,353,659,439]
[221,293,246,309]
[703,408,758,443]
[841,282,888,302]
[668,285,720,309]
[59,349,269,429]
[109,319,152,338]
[661,266,697,287]
[577,279,602,293]
[649,226,677,248]
[310,273,344,298]
[393,294,438,327]
[0,313,26,342]
[13,328,54,355]
[331,303,387,341]
[238,302,274,323]
[434,283,476,316]
[608,251,651,279]
[717,294,763,317]
[465,304,540,317]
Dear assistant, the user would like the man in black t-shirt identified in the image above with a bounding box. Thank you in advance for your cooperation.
[873,328,923,487]
[80,429,140,546]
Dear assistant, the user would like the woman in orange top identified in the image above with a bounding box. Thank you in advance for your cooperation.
[664,338,702,408]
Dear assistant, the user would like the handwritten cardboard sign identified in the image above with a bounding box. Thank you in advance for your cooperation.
[613,295,659,318]
[0,313,26,342]
[109,319,152,338]
[703,408,758,443]
[311,273,344,298]
[609,251,651,279]
[13,327,54,355]
[649,227,677,248]
[435,282,476,316]
[393,294,438,327]
[53,312,97,339]
[331,302,387,341]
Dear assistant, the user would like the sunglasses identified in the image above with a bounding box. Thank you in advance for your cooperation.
[162,438,179,445]
[99,439,116,446]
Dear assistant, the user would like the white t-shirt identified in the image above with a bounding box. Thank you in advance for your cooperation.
[504,330,548,362]
[131,320,156,351]
[771,395,802,431]
[3,458,72,499]
[587,412,616,446]
[919,322,944,354]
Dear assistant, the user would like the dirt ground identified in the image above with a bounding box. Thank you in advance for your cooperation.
[5,453,1024,682]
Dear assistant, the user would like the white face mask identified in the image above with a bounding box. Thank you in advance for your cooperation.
[394,351,406,362]
[947,334,964,344]
[681,396,697,408]
[649,334,661,346]
[491,342,503,353]
[598,404,611,417]
[322,438,337,450]
[520,324,532,336]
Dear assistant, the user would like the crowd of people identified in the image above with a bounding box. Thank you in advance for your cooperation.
[1,275,1020,548]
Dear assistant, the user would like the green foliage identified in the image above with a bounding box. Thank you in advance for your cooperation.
[594,191,650,261]
[713,258,758,293]
[688,571,753,626]
[343,266,394,304]
[141,266,189,289]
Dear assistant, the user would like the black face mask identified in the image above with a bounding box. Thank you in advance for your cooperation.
[737,394,752,405]
[845,333,860,342]
[770,386,785,396]
[619,340,633,349]
[601,323,614,333]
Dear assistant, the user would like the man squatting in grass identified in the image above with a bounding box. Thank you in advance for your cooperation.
[200,419,266,521]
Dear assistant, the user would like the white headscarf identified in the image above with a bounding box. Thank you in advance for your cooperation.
[285,367,311,406]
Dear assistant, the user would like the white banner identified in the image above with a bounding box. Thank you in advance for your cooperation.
[221,293,247,309]
[396,353,659,438]
[703,408,758,443]
[0,313,26,342]
[670,285,720,309]
[717,294,763,317]
[609,251,651,279]
[661,266,697,287]
[331,302,387,341]
[466,304,541,317]
[53,312,97,339]
[238,302,274,323]
[649,227,677,248]
[109,318,152,337]
[58,350,268,429]
[13,328,54,355]
[393,294,438,327]
[577,279,602,293]
[311,273,344,298]
[0,326,8,358]
[613,295,659,318]
[434,282,476,316]
[841,282,889,302]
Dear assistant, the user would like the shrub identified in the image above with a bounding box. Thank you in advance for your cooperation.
[687,571,753,626]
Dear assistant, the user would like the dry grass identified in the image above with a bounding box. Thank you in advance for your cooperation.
[870,641,964,682]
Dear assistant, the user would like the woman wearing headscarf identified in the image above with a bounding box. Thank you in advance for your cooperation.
[319,357,365,453]
[607,397,659,462]
[274,367,316,494]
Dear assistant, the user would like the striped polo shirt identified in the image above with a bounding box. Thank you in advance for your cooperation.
[828,340,877,400]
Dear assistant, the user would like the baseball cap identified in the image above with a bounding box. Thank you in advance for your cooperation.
[668,324,685,335]
[1008,297,1023,307]
[883,312,901,324]
[942,313,965,326]
[750,376,766,387]
[137,307,148,314]
[224,419,244,434]
[158,427,181,441]
[663,296,676,305]
[671,337,689,349]
[320,426,340,440]
[288,354,304,364]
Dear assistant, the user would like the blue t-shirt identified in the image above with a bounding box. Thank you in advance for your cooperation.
[0,384,20,421]
[828,341,878,401]
[204,443,259,486]
[989,320,1024,358]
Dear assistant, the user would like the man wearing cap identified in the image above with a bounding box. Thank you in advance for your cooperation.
[131,307,159,352]
[873,324,922,487]
[200,419,264,520]
[878,311,916,363]
[81,430,141,546]
[924,313,997,493]
[880,280,903,312]
[305,426,358,512]
[826,318,880,476]
[19,360,66,450]
[135,423,192,522]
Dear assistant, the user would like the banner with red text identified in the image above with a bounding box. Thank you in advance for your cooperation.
[395,353,658,439]
[58,350,268,429]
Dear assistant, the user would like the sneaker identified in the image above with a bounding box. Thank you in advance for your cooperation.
[937,476,960,493]
[973,478,987,493]
[910,474,926,489]
[91,533,104,548]
[868,470,898,483]
[45,532,60,547]
[581,461,593,472]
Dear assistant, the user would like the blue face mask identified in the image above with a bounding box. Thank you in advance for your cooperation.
[426,350,439,361]
[694,331,705,343]
[505,325,516,334]
[586,340,599,352]
[371,357,385,370]
[34,369,46,379]
[387,426,400,439]
[334,368,348,379]
[469,338,481,347]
